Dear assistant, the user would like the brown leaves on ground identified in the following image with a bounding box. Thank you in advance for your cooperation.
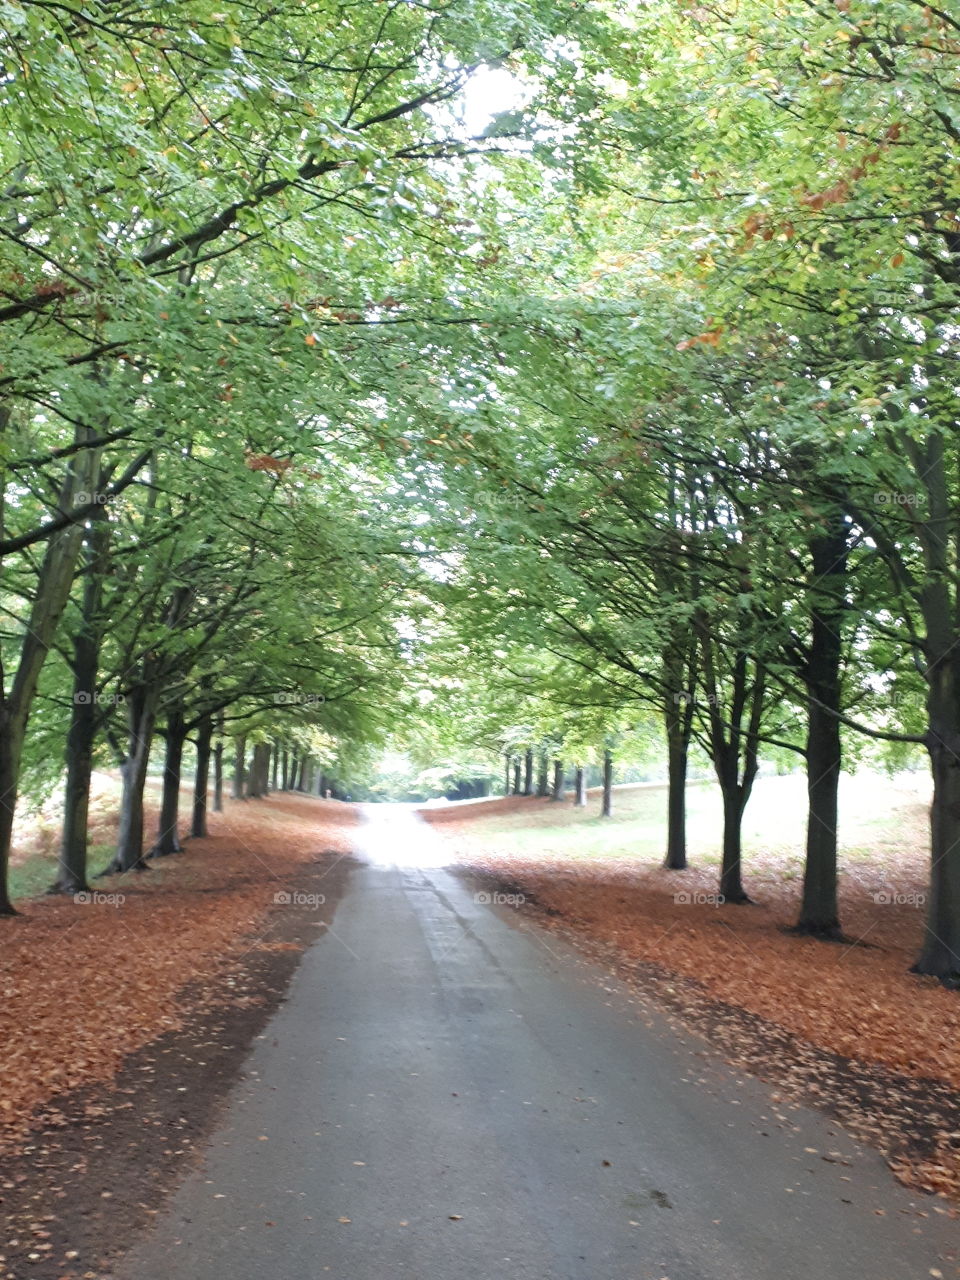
[0,794,357,1150]
[431,799,960,1200]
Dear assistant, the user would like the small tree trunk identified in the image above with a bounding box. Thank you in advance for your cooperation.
[153,707,186,855]
[664,727,689,870]
[213,721,224,813]
[504,755,511,796]
[232,735,246,800]
[523,748,533,795]
[297,756,307,790]
[574,766,587,807]
[55,512,110,894]
[551,759,564,801]
[245,743,260,799]
[718,770,750,904]
[105,687,156,874]
[913,656,960,980]
[271,745,279,791]
[536,751,549,797]
[795,512,848,935]
[512,760,521,794]
[601,749,613,818]
[0,717,24,913]
[191,714,212,838]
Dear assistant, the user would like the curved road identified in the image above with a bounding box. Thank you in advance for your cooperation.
[114,807,958,1280]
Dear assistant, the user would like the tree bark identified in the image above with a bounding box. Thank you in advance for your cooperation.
[0,423,100,911]
[601,749,613,818]
[535,750,549,797]
[718,768,749,904]
[213,716,224,813]
[105,685,156,874]
[664,731,689,870]
[55,513,110,894]
[523,748,533,796]
[663,688,694,870]
[574,766,587,807]
[795,511,848,934]
[232,735,246,799]
[191,714,212,838]
[512,760,521,794]
[551,759,564,801]
[271,744,279,792]
[281,749,290,790]
[899,430,960,980]
[152,704,186,855]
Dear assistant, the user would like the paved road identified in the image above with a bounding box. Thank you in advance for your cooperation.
[114,807,958,1280]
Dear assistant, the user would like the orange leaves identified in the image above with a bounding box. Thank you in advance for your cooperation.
[0,796,357,1152]
[676,325,724,351]
[304,333,317,346]
[799,127,901,216]
[245,453,292,474]
[801,178,850,211]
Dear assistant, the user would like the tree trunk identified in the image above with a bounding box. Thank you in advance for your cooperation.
[296,756,307,790]
[213,719,224,813]
[664,726,689,870]
[535,750,549,797]
[574,766,587,807]
[504,755,511,796]
[0,428,101,911]
[105,686,156,874]
[717,762,750,904]
[55,514,110,894]
[512,760,521,794]
[0,717,24,913]
[794,510,848,935]
[152,706,186,855]
[281,748,290,790]
[191,714,213,838]
[523,748,533,795]
[913,650,960,979]
[232,735,246,799]
[245,743,261,798]
[271,745,279,791]
[601,749,613,818]
[551,759,564,801]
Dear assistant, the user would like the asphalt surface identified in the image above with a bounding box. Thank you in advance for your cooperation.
[113,806,958,1280]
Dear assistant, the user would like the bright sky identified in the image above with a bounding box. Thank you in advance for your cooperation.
[459,65,528,136]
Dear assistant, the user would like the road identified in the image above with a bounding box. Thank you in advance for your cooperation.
[113,806,957,1280]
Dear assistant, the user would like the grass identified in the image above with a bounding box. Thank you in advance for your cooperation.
[440,770,931,870]
[9,845,116,900]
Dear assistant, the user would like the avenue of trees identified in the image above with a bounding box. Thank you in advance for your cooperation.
[2,1,959,983]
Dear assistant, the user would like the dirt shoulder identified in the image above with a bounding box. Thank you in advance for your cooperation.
[0,795,360,1280]
[429,803,960,1204]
